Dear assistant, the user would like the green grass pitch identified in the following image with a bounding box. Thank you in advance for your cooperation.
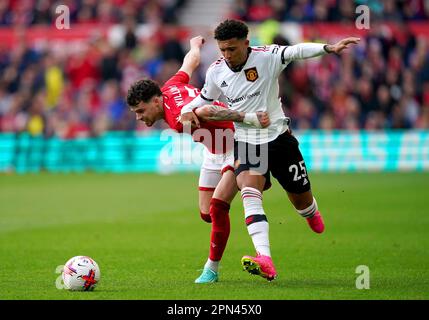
[0,172,428,300]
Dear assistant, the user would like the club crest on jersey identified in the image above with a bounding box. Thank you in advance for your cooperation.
[244,67,258,82]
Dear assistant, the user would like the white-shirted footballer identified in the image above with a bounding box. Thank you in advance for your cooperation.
[182,43,327,144]
[180,19,359,282]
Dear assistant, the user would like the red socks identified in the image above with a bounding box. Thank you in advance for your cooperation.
[209,198,230,261]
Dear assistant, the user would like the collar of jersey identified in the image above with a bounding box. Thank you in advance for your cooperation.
[226,47,252,73]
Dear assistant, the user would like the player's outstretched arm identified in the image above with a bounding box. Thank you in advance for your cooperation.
[194,105,270,128]
[283,37,360,61]
[179,36,205,78]
[323,37,360,54]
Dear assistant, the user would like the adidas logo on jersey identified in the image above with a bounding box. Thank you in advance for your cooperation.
[220,81,228,88]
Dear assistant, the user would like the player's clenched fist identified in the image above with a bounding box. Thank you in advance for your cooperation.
[189,36,205,49]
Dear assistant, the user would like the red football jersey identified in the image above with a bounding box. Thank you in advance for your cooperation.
[161,71,234,154]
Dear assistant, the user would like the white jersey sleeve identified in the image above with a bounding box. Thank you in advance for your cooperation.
[180,65,222,115]
[200,65,222,101]
[180,94,206,114]
[268,43,327,75]
[283,43,327,62]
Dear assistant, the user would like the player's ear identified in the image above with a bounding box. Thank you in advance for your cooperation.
[244,39,250,47]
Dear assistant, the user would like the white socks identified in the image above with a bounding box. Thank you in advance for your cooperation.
[204,259,219,272]
[241,187,271,257]
[296,197,318,219]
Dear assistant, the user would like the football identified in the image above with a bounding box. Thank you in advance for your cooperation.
[62,256,101,291]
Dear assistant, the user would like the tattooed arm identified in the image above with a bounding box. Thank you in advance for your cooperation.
[193,105,270,128]
[194,105,244,122]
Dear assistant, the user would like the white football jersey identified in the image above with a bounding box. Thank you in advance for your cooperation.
[199,43,326,144]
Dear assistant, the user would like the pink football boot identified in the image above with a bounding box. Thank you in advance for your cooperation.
[306,211,325,233]
[241,254,277,281]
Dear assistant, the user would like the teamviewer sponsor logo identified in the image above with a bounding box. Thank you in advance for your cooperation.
[227,91,261,105]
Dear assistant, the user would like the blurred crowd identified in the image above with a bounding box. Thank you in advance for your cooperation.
[274,23,429,130]
[0,0,187,25]
[0,1,429,139]
[231,0,429,23]
[0,0,190,138]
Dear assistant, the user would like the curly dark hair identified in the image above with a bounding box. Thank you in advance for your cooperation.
[214,19,248,41]
[126,79,162,107]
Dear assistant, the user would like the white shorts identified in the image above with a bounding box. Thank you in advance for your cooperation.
[198,148,234,191]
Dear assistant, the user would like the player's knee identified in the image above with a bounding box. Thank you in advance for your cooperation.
[209,198,230,220]
[200,211,212,223]
[209,198,231,234]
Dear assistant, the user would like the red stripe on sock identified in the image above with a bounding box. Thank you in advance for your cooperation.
[241,189,262,200]
[241,193,262,200]
[245,216,254,225]
[241,195,262,200]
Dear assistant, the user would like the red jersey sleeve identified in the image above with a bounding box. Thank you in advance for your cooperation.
[163,71,190,88]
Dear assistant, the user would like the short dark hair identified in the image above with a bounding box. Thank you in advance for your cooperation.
[126,79,162,107]
[214,19,248,41]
